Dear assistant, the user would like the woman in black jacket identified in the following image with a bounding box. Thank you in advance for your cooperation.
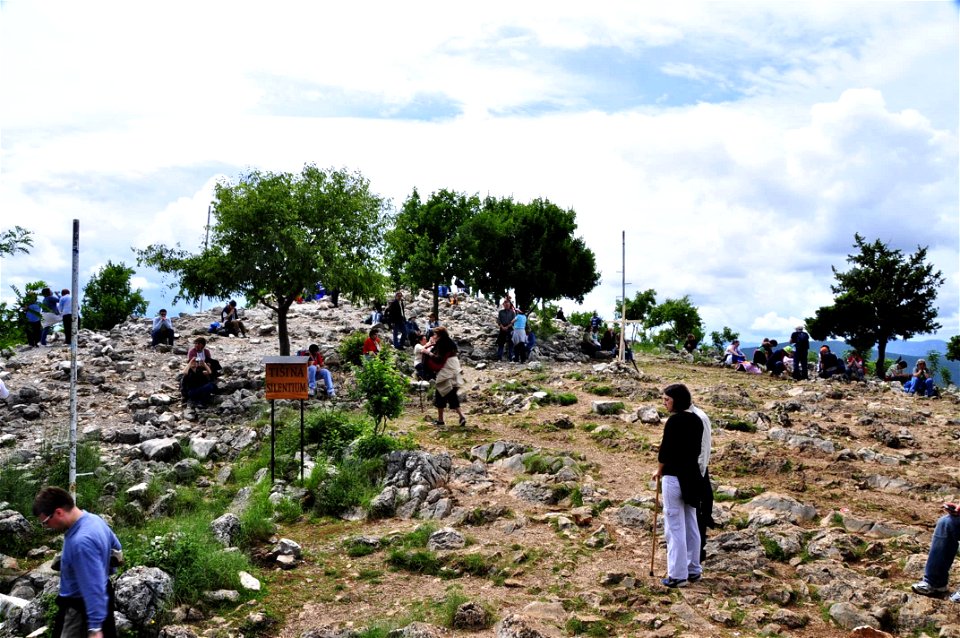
[653,383,704,588]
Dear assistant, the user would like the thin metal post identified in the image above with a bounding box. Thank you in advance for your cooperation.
[69,220,79,502]
[620,231,626,362]
[300,400,305,483]
[270,400,276,483]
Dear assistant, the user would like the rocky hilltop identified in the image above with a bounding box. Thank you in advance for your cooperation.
[1,291,959,638]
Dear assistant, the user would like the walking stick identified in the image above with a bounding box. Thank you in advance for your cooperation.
[649,475,661,577]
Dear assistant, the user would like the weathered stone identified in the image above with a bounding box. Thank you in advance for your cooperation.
[427,527,466,550]
[140,437,181,461]
[211,513,241,547]
[114,566,174,626]
[829,603,877,630]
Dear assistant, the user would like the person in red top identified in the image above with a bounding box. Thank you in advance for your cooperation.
[304,344,335,398]
[362,328,382,358]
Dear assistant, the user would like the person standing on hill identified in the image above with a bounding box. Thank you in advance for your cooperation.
[387,292,408,349]
[58,289,78,345]
[33,486,121,638]
[23,292,43,348]
[790,325,810,380]
[39,287,61,346]
[495,299,516,361]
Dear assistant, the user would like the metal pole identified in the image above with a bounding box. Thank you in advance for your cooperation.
[200,205,211,312]
[270,400,276,483]
[300,400,305,483]
[620,231,626,362]
[69,220,79,502]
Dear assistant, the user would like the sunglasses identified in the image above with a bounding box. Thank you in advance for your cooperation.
[39,511,55,526]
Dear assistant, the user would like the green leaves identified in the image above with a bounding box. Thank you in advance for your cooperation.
[81,261,147,330]
[808,234,945,377]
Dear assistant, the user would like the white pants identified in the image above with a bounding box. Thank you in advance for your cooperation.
[662,475,701,580]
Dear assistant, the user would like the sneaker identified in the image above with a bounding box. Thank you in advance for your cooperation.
[433,419,445,427]
[661,577,687,588]
[911,580,949,596]
[458,416,467,427]
[950,590,960,603]
[687,573,702,583]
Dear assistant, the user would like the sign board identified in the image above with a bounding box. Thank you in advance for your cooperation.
[263,356,310,400]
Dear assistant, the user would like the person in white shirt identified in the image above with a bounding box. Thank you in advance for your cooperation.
[690,403,714,564]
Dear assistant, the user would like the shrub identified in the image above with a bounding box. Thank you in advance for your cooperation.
[304,408,367,460]
[238,482,277,547]
[313,457,386,517]
[354,350,407,435]
[339,331,369,367]
[354,433,410,459]
[583,384,613,396]
[122,519,252,605]
[387,548,442,575]
[542,392,578,406]
[81,261,147,330]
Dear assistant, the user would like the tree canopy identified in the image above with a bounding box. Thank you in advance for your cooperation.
[384,188,479,317]
[82,261,147,330]
[460,196,600,311]
[137,165,388,355]
[645,295,704,346]
[806,234,944,378]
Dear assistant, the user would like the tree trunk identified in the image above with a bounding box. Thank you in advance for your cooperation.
[875,338,887,379]
[432,283,439,319]
[276,296,294,356]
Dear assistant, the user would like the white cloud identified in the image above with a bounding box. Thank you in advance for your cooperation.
[0,2,956,341]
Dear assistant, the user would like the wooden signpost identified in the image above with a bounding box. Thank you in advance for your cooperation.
[263,356,310,482]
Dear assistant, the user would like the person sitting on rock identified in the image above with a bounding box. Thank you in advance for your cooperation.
[911,503,960,602]
[817,345,846,379]
[845,351,865,381]
[414,333,436,381]
[220,300,248,337]
[885,359,910,383]
[581,326,600,357]
[181,357,217,406]
[683,333,699,354]
[600,327,617,353]
[904,359,936,397]
[525,326,537,361]
[151,309,175,347]
[187,337,223,377]
[723,340,746,366]
[303,344,335,399]
[362,328,382,359]
[766,344,791,377]
[752,338,773,369]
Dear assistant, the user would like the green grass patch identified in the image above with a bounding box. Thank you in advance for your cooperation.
[583,383,614,396]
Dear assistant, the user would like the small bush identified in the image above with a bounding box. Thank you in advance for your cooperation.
[387,548,442,575]
[542,392,578,406]
[584,384,613,396]
[313,457,386,517]
[395,523,439,548]
[305,409,366,460]
[339,331,369,367]
[759,533,788,561]
[354,350,407,435]
[354,433,403,460]
[238,482,277,547]
[273,497,303,523]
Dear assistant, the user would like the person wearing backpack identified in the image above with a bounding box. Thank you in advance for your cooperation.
[790,325,811,380]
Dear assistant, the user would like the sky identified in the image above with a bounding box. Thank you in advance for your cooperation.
[1,1,958,345]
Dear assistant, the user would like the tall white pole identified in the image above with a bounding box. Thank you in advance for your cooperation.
[69,220,79,502]
[619,231,626,361]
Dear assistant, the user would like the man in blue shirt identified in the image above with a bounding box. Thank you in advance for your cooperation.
[58,289,78,345]
[33,486,121,638]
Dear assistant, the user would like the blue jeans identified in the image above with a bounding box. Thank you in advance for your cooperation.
[904,377,935,397]
[392,322,409,349]
[308,365,335,396]
[924,514,960,587]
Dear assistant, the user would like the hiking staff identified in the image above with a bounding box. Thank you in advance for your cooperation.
[650,474,660,577]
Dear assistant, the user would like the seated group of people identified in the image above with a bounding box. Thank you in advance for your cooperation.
[581,324,634,362]
[886,358,939,397]
[152,301,247,348]
[728,335,862,381]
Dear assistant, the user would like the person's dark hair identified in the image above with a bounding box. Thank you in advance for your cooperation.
[229,300,237,307]
[194,337,207,346]
[769,339,778,347]
[41,287,52,297]
[61,289,69,296]
[159,309,168,315]
[369,328,379,337]
[33,486,74,517]
[308,344,319,354]
[663,383,692,412]
[432,326,458,356]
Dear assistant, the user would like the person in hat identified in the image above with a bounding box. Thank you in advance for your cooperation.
[789,325,811,380]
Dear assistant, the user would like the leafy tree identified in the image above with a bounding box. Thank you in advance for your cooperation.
[646,296,704,346]
[460,196,600,311]
[568,311,596,331]
[807,234,944,379]
[614,289,657,322]
[384,188,478,317]
[0,226,32,257]
[2,281,47,348]
[710,327,739,351]
[947,336,960,362]
[137,165,388,355]
[81,262,147,330]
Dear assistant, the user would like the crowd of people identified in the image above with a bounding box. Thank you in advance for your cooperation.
[20,287,78,347]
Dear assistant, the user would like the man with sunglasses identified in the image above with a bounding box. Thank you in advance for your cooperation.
[33,486,121,638]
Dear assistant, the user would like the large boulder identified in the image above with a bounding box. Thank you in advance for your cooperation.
[114,566,174,627]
